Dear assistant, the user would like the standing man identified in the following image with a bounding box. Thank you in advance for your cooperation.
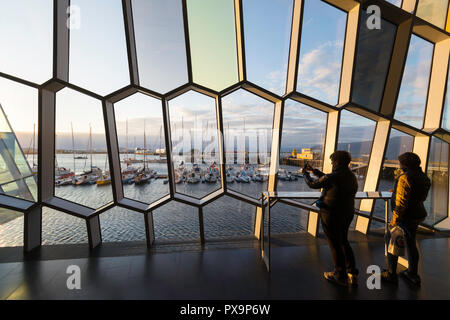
[381,152,430,286]
[303,150,359,286]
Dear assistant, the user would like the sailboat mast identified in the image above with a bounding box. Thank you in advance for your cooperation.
[126,118,128,162]
[71,122,75,174]
[32,123,36,166]
[143,120,146,170]
[89,124,93,170]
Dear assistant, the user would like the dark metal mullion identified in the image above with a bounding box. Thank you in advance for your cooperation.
[216,97,226,192]
[122,0,140,86]
[161,98,175,197]
[102,100,124,203]
[181,0,193,84]
[235,0,247,81]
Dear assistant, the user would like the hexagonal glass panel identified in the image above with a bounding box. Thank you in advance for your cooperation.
[278,100,327,202]
[222,89,274,199]
[352,12,397,112]
[0,77,38,201]
[373,129,413,223]
[386,0,402,7]
[441,62,450,131]
[270,202,309,234]
[132,0,188,93]
[0,209,23,247]
[153,201,200,242]
[0,0,53,84]
[100,207,146,242]
[416,0,449,29]
[187,0,238,91]
[55,88,113,209]
[243,0,293,96]
[424,136,449,226]
[168,91,221,199]
[203,196,255,240]
[337,110,376,191]
[394,35,434,129]
[114,93,169,204]
[69,0,129,95]
[41,207,88,244]
[296,0,346,106]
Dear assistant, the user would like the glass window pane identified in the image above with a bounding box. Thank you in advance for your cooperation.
[337,110,376,190]
[441,62,450,131]
[243,0,293,96]
[69,0,129,95]
[153,201,200,242]
[55,88,113,209]
[424,137,449,225]
[0,0,53,84]
[394,35,434,129]
[114,93,169,204]
[416,0,449,29]
[0,209,23,247]
[352,13,397,112]
[203,196,254,240]
[168,91,221,199]
[187,0,238,91]
[222,89,274,199]
[296,0,347,105]
[132,0,188,93]
[278,100,327,201]
[42,208,88,244]
[385,0,402,7]
[373,129,413,221]
[100,207,146,242]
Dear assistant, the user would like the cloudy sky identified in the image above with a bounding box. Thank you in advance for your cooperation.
[0,0,444,153]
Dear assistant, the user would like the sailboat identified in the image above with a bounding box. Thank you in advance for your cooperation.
[134,121,152,185]
[96,156,111,186]
[54,130,74,185]
[72,124,101,185]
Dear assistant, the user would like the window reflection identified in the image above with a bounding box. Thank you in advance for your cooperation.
[373,129,413,221]
[243,0,293,95]
[352,12,397,112]
[296,0,347,105]
[416,0,449,29]
[394,35,434,129]
[222,89,274,199]
[424,137,449,225]
[338,110,376,190]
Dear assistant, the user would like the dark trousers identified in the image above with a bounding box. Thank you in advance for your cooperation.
[320,209,357,278]
[386,221,420,275]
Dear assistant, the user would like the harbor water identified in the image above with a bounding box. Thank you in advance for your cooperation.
[0,154,397,247]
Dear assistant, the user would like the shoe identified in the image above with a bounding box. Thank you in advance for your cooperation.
[400,270,421,286]
[381,269,398,283]
[347,272,358,286]
[323,271,348,286]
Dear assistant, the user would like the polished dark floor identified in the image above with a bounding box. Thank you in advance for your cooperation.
[0,230,449,300]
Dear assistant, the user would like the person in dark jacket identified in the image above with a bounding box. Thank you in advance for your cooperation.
[381,152,430,286]
[303,150,359,286]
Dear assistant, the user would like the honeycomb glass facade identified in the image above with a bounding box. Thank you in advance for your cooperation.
[0,0,449,250]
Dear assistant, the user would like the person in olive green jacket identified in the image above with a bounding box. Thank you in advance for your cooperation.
[381,152,430,286]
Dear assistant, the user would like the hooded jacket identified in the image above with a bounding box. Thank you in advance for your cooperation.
[391,167,430,224]
[304,165,358,214]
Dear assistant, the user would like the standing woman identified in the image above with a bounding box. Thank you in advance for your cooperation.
[303,150,359,286]
[381,152,430,286]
